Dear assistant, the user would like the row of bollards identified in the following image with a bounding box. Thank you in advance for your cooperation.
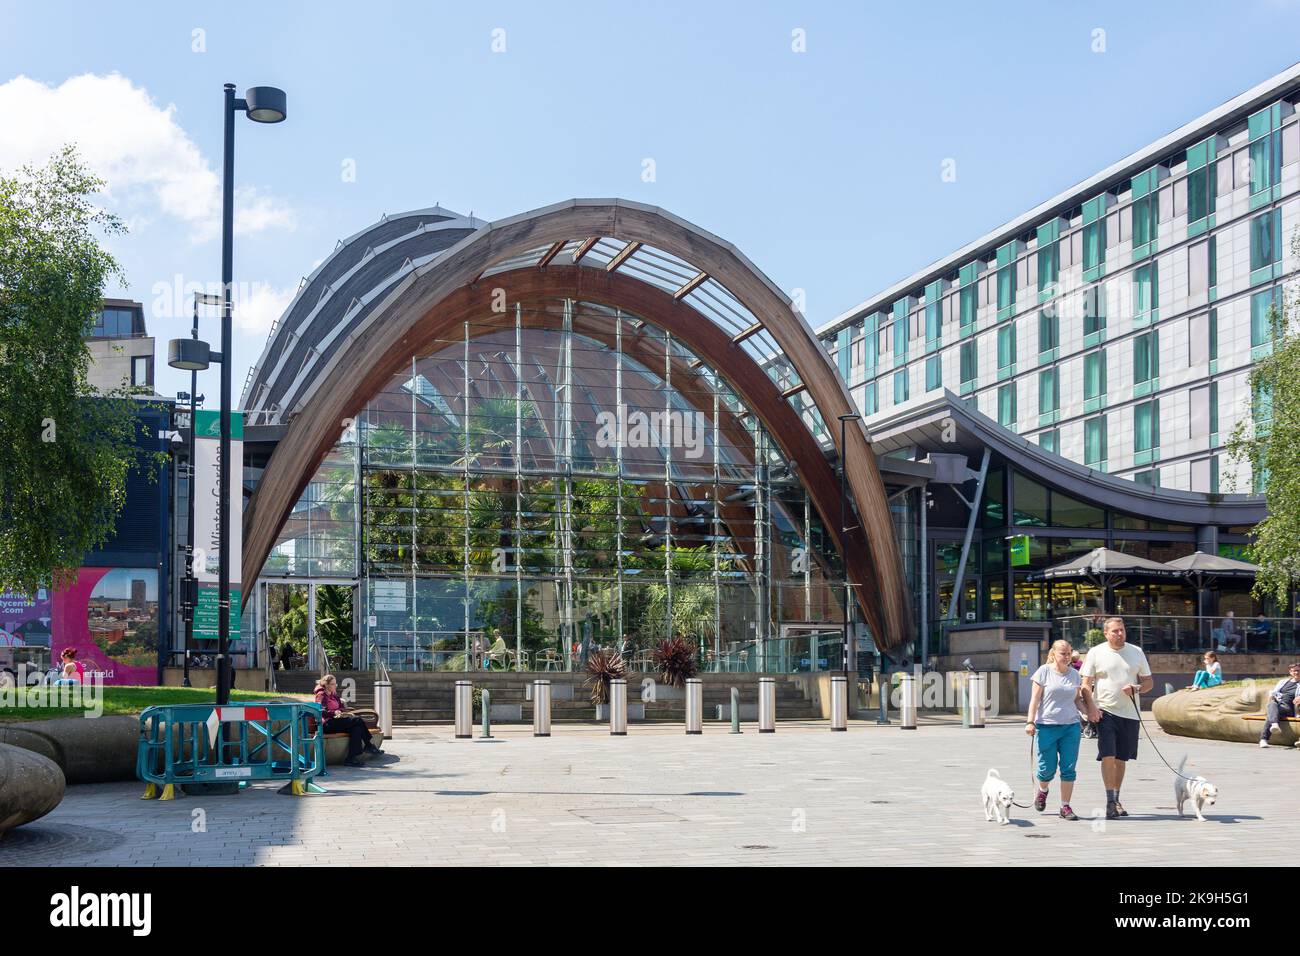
[448,671,989,736]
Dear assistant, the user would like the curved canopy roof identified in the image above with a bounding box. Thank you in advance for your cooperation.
[240,199,913,647]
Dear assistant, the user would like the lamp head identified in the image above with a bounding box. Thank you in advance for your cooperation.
[168,337,211,371]
[244,86,287,123]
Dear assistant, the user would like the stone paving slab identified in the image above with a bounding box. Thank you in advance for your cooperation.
[2,718,1295,866]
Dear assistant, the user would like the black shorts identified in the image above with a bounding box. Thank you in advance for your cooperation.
[1096,710,1139,761]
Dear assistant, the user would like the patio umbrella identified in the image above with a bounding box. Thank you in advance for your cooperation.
[1031,546,1179,612]
[1164,551,1259,635]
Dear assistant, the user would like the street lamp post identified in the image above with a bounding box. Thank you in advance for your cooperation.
[838,413,862,686]
[215,83,286,706]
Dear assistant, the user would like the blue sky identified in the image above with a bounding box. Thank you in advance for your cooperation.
[2,0,1299,401]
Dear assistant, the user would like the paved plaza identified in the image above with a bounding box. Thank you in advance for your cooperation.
[3,717,1296,866]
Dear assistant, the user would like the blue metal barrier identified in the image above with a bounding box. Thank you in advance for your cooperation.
[137,701,327,799]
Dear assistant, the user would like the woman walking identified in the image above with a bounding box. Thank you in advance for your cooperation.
[1026,640,1094,820]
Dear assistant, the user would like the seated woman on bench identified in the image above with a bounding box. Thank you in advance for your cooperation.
[314,674,382,766]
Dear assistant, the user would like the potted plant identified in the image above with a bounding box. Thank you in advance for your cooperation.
[652,635,698,688]
[586,649,628,717]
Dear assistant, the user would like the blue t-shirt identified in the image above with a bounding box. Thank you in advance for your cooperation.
[1032,663,1081,725]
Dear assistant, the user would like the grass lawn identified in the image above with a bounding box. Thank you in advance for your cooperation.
[0,685,312,722]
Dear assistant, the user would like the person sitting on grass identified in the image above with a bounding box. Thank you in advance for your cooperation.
[54,662,80,686]
[59,647,85,682]
[1191,651,1222,690]
[314,674,382,766]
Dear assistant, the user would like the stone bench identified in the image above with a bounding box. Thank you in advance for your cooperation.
[1153,684,1299,746]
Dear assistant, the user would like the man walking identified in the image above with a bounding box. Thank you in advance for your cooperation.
[1080,617,1153,820]
[1258,662,1299,748]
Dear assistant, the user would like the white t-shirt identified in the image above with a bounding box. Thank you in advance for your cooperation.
[1081,641,1151,717]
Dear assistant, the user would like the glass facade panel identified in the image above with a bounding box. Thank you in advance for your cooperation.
[338,299,850,671]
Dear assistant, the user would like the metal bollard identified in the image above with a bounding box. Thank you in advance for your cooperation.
[374,677,393,740]
[730,686,741,734]
[876,671,891,724]
[533,679,551,737]
[968,672,985,729]
[480,688,492,738]
[684,678,703,734]
[898,671,917,730]
[830,675,848,732]
[609,678,627,736]
[454,680,472,739]
[758,677,776,733]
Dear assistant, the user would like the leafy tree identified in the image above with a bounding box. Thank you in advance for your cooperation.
[0,148,155,595]
[1228,234,1300,607]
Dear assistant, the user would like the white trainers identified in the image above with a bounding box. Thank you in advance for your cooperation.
[1260,738,1270,748]
[1270,722,1282,734]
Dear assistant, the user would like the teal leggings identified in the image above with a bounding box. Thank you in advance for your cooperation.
[1035,722,1082,783]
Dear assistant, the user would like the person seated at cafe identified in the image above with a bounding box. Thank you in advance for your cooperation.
[314,674,382,766]
[1191,650,1222,690]
[1252,613,1273,645]
[1220,611,1242,653]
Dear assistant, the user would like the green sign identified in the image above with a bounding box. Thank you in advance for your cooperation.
[1009,534,1031,567]
[194,583,241,642]
[193,409,244,440]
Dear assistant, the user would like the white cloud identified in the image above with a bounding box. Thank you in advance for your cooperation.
[0,72,293,241]
[233,282,296,335]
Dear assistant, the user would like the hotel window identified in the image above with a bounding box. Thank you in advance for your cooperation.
[1037,219,1061,298]
[1083,350,1107,401]
[860,381,878,416]
[925,355,942,392]
[1247,104,1283,205]
[1130,168,1160,257]
[959,285,977,331]
[1133,330,1159,386]
[1210,381,1219,437]
[1083,285,1106,337]
[1082,195,1109,279]
[1084,416,1107,468]
[1133,262,1158,325]
[997,323,1016,373]
[893,313,908,363]
[1038,368,1059,414]
[1134,400,1160,454]
[1038,429,1059,454]
[1249,208,1282,281]
[864,313,881,373]
[1038,309,1058,354]
[1186,137,1217,232]
[959,340,978,387]
[1133,469,1160,488]
[894,369,909,404]
[996,241,1018,317]
[925,298,942,351]
[1251,287,1281,348]
[997,383,1016,427]
[837,327,851,380]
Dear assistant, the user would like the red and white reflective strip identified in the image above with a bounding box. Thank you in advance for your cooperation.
[215,706,269,722]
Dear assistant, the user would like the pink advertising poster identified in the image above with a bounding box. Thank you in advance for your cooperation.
[48,567,160,685]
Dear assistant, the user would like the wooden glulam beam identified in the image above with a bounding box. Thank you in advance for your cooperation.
[674,270,709,300]
[605,240,642,273]
[571,236,600,264]
[537,240,566,269]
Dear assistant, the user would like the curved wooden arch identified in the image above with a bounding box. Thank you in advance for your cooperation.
[244,200,910,646]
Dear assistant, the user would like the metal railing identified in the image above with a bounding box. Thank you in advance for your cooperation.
[1050,614,1299,654]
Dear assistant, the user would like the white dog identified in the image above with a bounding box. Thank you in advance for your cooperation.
[981,769,1015,824]
[1174,756,1219,822]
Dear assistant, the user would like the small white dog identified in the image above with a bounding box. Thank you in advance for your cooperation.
[1174,756,1219,822]
[981,769,1015,824]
